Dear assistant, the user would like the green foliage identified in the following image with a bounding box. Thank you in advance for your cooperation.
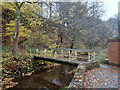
[2,2,15,11]
[2,46,12,53]
[59,86,68,90]
[2,2,114,56]
[26,31,55,48]
[112,36,120,39]
[2,2,59,50]
[6,20,31,37]
[94,50,108,64]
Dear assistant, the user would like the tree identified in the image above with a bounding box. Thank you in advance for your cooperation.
[88,2,104,20]
[54,2,89,48]
[9,2,44,54]
[13,1,24,54]
[118,2,120,36]
[107,17,118,37]
[2,1,115,51]
[80,19,114,49]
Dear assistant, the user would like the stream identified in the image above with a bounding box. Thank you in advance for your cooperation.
[10,62,77,89]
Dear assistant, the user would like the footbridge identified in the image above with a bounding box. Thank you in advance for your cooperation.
[28,48,108,65]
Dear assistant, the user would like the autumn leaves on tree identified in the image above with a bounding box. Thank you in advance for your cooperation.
[2,1,117,54]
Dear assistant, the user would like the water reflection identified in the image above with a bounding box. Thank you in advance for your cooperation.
[11,63,76,89]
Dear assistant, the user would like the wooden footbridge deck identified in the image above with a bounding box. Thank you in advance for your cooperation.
[29,48,107,65]
[34,56,86,65]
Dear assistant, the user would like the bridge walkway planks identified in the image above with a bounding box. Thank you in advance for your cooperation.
[33,55,86,65]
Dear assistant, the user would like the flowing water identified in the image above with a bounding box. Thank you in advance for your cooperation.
[11,62,77,90]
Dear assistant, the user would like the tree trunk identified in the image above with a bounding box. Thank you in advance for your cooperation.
[70,36,75,49]
[49,2,52,19]
[12,2,20,54]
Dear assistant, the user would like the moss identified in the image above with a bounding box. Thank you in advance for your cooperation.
[112,36,120,40]
[2,46,12,53]
[59,86,68,90]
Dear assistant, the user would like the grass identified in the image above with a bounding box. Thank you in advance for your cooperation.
[59,86,68,90]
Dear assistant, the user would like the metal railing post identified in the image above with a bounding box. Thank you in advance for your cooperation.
[69,50,71,60]
[44,49,46,57]
[36,49,39,54]
[75,50,77,59]
[93,52,96,61]
[61,50,63,57]
[54,50,57,59]
[88,52,91,61]
[30,49,31,54]
[51,49,53,56]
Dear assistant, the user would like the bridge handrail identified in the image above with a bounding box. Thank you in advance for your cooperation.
[28,48,108,62]
[29,48,107,52]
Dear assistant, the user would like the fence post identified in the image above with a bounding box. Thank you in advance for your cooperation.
[61,50,63,57]
[36,49,39,54]
[75,50,77,59]
[69,50,71,60]
[88,52,91,61]
[93,52,96,61]
[30,49,31,54]
[51,49,53,55]
[54,50,57,59]
[44,49,46,57]
[51,49,53,56]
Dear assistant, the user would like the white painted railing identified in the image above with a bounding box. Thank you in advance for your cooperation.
[29,48,108,62]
